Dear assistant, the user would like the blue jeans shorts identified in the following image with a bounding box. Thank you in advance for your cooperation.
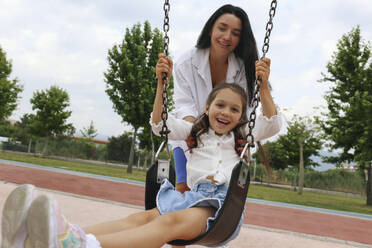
[156,179,244,247]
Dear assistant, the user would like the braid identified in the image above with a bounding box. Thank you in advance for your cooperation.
[233,121,248,159]
[186,113,209,152]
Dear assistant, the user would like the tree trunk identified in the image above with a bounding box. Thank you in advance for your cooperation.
[143,150,148,170]
[150,131,155,165]
[367,164,372,206]
[42,137,49,156]
[127,128,137,174]
[298,141,304,195]
[258,141,272,183]
[28,138,32,153]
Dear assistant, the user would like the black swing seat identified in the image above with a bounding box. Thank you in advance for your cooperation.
[145,160,250,246]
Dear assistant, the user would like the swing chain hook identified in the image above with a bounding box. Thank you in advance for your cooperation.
[245,0,277,151]
[159,0,171,159]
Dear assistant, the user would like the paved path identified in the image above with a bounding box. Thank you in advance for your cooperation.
[1,161,372,247]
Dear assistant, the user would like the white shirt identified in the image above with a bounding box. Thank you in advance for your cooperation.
[151,113,282,189]
[170,47,246,150]
[173,47,247,119]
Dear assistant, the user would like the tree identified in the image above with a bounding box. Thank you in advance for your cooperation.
[319,26,372,205]
[107,132,133,163]
[0,46,23,121]
[104,21,167,173]
[18,114,36,153]
[253,141,287,170]
[278,115,322,170]
[30,86,74,154]
[80,120,98,140]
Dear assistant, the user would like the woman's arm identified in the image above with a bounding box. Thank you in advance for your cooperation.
[152,54,173,124]
[255,58,277,118]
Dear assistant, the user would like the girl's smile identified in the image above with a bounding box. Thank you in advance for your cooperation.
[206,88,243,135]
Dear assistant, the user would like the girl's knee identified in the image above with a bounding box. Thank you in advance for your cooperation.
[126,208,160,226]
[158,207,215,240]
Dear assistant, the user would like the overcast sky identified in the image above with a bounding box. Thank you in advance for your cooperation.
[1,0,371,139]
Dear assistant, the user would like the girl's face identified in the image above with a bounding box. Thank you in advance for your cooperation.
[206,88,243,135]
[210,13,242,56]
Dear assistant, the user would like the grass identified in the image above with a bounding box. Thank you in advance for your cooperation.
[1,150,371,215]
[0,150,147,182]
[248,184,372,215]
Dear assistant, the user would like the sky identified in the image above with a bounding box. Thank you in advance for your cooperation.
[1,0,372,140]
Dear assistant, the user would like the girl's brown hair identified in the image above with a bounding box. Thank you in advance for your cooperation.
[186,83,248,155]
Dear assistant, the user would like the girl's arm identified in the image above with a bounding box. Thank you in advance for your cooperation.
[152,53,173,124]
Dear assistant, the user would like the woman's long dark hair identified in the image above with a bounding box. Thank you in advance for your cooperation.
[186,83,248,156]
[196,4,259,105]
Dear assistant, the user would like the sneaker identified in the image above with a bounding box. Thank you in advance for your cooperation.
[25,195,86,248]
[1,184,36,248]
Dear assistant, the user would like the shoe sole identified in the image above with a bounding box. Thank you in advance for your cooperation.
[1,184,36,248]
[26,195,58,248]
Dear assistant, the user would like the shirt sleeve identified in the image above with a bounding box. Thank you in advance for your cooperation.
[173,62,198,119]
[245,106,282,142]
[150,113,193,141]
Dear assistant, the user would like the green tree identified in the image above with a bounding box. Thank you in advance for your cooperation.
[80,120,98,140]
[30,86,74,155]
[104,21,166,173]
[0,46,23,121]
[253,141,287,170]
[18,114,36,153]
[278,115,322,169]
[277,115,322,194]
[319,26,372,205]
[107,132,133,163]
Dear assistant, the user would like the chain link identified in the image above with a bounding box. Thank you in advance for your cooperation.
[159,0,171,143]
[246,0,277,148]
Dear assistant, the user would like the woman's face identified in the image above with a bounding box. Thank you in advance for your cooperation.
[210,13,242,56]
[206,88,243,135]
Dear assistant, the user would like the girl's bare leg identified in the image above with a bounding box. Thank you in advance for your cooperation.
[97,206,216,248]
[83,208,160,236]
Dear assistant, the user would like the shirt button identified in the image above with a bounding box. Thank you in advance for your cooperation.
[219,160,222,163]
[217,142,220,146]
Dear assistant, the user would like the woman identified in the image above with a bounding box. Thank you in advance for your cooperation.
[171,4,275,193]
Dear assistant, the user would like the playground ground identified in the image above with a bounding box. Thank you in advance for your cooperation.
[0,160,371,248]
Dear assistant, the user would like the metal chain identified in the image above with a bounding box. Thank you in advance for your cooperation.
[246,0,277,148]
[159,0,170,142]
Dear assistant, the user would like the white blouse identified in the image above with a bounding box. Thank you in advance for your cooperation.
[151,113,282,189]
[170,47,247,150]
[173,47,247,120]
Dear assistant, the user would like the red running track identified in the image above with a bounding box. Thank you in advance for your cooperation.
[0,162,371,245]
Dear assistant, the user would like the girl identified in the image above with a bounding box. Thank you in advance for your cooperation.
[1,56,281,248]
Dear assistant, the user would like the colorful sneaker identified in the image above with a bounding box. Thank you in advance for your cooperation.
[1,184,37,248]
[25,195,86,248]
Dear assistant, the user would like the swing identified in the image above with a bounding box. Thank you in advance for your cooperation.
[145,1,278,246]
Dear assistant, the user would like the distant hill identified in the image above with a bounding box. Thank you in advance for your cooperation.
[311,150,338,171]
[310,150,338,171]
[74,131,110,141]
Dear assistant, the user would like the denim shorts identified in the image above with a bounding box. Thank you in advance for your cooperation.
[156,179,244,247]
